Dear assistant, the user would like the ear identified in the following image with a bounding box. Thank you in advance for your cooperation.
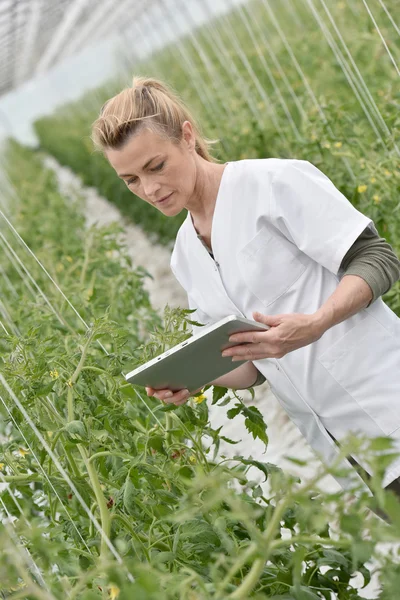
[181,120,195,151]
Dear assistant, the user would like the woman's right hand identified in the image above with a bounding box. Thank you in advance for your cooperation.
[145,386,192,406]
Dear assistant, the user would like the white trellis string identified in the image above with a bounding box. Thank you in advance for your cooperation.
[169,0,236,125]
[0,475,61,595]
[136,7,227,146]
[305,0,399,157]
[0,373,135,583]
[215,0,292,150]
[0,233,38,299]
[0,233,162,570]
[0,320,10,335]
[0,203,165,431]
[174,0,237,123]
[147,2,235,156]
[196,0,280,140]
[259,0,356,182]
[0,263,19,298]
[361,0,400,77]
[318,0,398,144]
[302,0,388,149]
[377,0,400,37]
[233,0,304,143]
[0,297,19,336]
[0,495,54,596]
[0,390,93,557]
[0,209,99,340]
[0,230,68,329]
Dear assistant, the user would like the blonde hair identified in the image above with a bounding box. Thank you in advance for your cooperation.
[91,75,220,162]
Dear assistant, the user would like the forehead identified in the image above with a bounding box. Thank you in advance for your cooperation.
[106,128,173,175]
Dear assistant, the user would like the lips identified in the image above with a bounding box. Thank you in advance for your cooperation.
[157,192,173,204]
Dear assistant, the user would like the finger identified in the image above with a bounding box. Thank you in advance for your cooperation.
[163,389,190,405]
[229,332,264,344]
[228,344,256,360]
[173,395,190,406]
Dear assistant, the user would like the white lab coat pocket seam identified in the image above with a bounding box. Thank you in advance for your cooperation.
[237,226,307,308]
[317,314,400,436]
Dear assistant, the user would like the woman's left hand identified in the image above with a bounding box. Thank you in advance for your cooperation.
[223,311,324,361]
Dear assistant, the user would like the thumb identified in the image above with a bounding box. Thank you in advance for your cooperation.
[252,311,280,327]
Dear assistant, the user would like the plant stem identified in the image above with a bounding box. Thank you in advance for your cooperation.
[270,535,352,550]
[217,542,258,594]
[88,451,133,465]
[228,497,290,599]
[79,232,93,287]
[1,474,42,483]
[78,445,111,560]
[165,413,173,445]
[111,513,149,560]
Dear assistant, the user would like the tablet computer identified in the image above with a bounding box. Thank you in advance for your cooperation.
[124,315,270,393]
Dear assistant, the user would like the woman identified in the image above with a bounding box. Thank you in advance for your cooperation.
[91,76,400,497]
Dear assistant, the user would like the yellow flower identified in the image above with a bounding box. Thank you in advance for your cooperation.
[49,369,59,380]
[384,169,392,177]
[333,141,342,148]
[66,256,73,263]
[322,142,331,149]
[67,379,73,388]
[369,177,376,183]
[47,431,54,439]
[0,463,5,470]
[189,456,196,464]
[373,195,381,204]
[357,185,367,193]
[193,393,207,404]
[18,448,29,457]
[55,263,64,273]
[109,585,120,600]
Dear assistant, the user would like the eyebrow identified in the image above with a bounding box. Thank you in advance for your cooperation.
[119,155,162,178]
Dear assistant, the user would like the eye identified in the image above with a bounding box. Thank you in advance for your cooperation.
[126,161,165,186]
[152,160,165,171]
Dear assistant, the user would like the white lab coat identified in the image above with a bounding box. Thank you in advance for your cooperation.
[170,158,400,490]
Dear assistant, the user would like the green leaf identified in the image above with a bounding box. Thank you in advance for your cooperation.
[212,385,228,404]
[148,435,166,455]
[220,436,240,445]
[123,476,137,514]
[242,405,268,445]
[217,397,232,407]
[227,403,242,419]
[233,456,282,481]
[150,551,176,564]
[64,420,86,438]
[290,585,320,600]
[31,381,55,397]
[369,436,395,451]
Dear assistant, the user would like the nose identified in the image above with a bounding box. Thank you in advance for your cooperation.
[142,178,161,200]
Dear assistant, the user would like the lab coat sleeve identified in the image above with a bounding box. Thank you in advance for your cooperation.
[269,159,374,275]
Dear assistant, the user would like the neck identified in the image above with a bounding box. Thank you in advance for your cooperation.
[186,159,228,225]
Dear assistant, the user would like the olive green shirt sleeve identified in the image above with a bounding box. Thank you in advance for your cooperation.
[339,224,400,307]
